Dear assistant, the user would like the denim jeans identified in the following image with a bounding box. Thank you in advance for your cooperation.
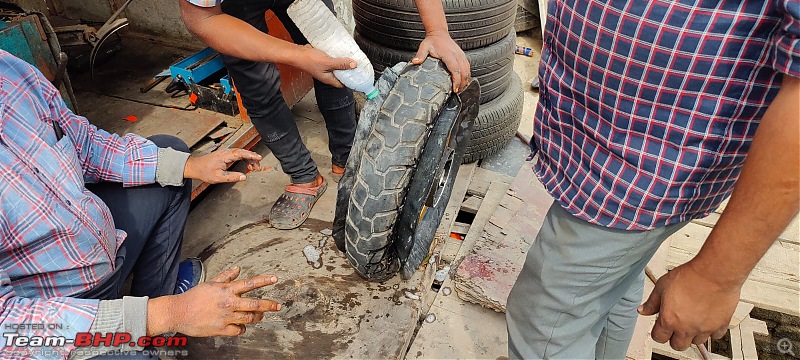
[220,0,357,184]
[79,135,190,300]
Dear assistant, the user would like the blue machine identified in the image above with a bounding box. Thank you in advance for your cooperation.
[168,47,232,95]
[161,47,237,114]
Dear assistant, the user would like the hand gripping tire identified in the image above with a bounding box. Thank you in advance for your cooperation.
[355,31,515,104]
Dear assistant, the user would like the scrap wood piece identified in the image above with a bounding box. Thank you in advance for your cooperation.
[208,126,236,139]
[451,222,470,235]
[461,195,483,214]
[453,167,552,312]
[730,316,769,360]
[438,163,477,262]
[455,180,510,262]
[651,341,727,360]
[728,302,755,329]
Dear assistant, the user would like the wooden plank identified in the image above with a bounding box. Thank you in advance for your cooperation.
[730,324,745,360]
[781,215,800,245]
[437,163,476,237]
[455,180,510,262]
[739,317,769,359]
[79,92,226,148]
[692,212,721,229]
[739,279,800,317]
[715,198,729,214]
[652,342,709,360]
[728,302,755,329]
[667,222,800,316]
[731,316,769,360]
[461,196,483,214]
[452,167,552,312]
[466,181,490,197]
[406,277,508,359]
[499,190,524,212]
[450,222,470,235]
[208,126,236,139]
[465,167,511,198]
[438,163,477,263]
[488,205,514,228]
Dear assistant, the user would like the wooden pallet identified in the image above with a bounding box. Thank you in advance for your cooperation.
[628,235,777,360]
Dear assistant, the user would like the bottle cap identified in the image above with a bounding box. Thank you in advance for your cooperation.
[366,88,379,100]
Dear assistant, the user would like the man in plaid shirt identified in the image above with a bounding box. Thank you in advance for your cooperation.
[0,51,284,359]
[507,0,799,357]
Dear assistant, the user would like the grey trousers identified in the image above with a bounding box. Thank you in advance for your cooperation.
[506,203,687,359]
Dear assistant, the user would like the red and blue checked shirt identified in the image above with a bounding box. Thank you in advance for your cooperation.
[533,0,800,230]
[0,50,159,356]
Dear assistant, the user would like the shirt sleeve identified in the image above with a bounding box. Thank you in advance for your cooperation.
[42,80,159,187]
[771,0,800,78]
[183,0,223,8]
[68,297,149,360]
[156,148,191,187]
[0,271,99,359]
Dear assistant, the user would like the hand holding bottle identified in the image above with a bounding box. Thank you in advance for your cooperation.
[287,0,379,99]
[297,45,357,88]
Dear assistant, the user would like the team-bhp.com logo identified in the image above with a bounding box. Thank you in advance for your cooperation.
[3,332,187,348]
[3,326,188,358]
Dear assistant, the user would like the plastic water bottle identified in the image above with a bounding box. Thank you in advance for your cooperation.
[287,0,379,100]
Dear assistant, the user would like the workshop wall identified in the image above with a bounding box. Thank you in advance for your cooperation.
[10,0,355,45]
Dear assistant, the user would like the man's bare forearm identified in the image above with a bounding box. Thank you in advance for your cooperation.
[413,0,449,34]
[179,1,304,66]
[688,75,800,287]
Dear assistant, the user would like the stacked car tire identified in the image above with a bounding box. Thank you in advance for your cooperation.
[353,0,523,162]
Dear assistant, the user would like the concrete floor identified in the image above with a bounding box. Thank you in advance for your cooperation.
[176,31,543,358]
[72,28,544,358]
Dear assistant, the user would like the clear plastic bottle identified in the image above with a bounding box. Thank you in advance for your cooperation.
[287,0,379,100]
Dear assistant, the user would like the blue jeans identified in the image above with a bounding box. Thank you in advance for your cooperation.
[79,135,191,300]
[506,203,687,359]
[220,0,357,184]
